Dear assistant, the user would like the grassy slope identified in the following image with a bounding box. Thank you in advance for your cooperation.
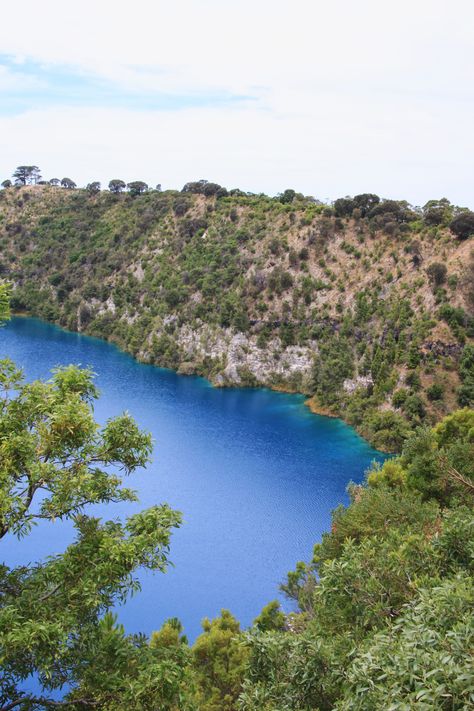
[0,185,472,451]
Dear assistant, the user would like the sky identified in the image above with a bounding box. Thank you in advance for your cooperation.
[0,0,473,206]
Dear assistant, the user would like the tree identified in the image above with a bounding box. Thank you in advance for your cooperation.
[49,178,60,186]
[86,181,101,195]
[12,166,41,185]
[426,262,447,288]
[0,282,10,322]
[405,239,422,268]
[192,610,248,711]
[369,199,415,223]
[1,179,12,189]
[108,179,126,194]
[127,181,148,197]
[312,336,354,406]
[422,198,452,226]
[240,630,337,711]
[353,193,380,216]
[182,179,208,193]
[0,362,183,708]
[253,600,286,632]
[388,409,474,502]
[365,410,412,452]
[339,576,474,710]
[427,383,444,401]
[335,194,380,219]
[458,345,474,407]
[278,188,296,204]
[334,197,355,217]
[181,180,226,197]
[61,177,76,189]
[450,210,474,239]
[67,612,192,710]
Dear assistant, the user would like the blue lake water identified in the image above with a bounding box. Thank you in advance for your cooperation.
[1,317,385,642]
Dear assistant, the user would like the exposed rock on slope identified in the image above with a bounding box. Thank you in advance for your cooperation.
[1,184,473,450]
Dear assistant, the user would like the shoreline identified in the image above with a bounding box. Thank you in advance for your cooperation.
[304,395,339,419]
[9,311,384,452]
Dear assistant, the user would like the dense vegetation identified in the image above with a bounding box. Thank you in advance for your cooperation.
[1,175,473,452]
[1,203,474,708]
[0,347,473,708]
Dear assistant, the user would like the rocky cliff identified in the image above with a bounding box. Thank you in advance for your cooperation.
[1,184,473,450]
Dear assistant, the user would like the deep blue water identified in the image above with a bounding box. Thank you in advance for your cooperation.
[1,317,385,642]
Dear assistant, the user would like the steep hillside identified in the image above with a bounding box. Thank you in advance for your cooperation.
[1,184,473,450]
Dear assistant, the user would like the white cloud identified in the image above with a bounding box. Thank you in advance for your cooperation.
[0,0,473,205]
[0,64,44,92]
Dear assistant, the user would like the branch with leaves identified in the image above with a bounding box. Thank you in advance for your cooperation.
[0,363,185,709]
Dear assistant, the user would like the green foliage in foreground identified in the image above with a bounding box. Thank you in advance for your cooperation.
[245,408,474,710]
[0,355,473,708]
[337,575,474,710]
[0,361,185,709]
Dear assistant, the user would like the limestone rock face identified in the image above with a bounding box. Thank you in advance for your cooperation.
[143,322,315,388]
[343,376,374,393]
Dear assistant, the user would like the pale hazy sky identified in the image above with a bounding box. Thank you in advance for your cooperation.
[1,0,473,206]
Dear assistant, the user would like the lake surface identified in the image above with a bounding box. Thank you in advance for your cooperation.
[1,317,385,641]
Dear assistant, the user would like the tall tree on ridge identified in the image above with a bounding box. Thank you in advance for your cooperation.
[12,166,41,185]
[109,179,126,194]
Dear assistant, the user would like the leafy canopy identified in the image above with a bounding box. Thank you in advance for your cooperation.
[0,361,183,709]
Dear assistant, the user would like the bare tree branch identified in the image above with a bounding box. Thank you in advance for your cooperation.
[0,695,99,710]
[438,455,474,495]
